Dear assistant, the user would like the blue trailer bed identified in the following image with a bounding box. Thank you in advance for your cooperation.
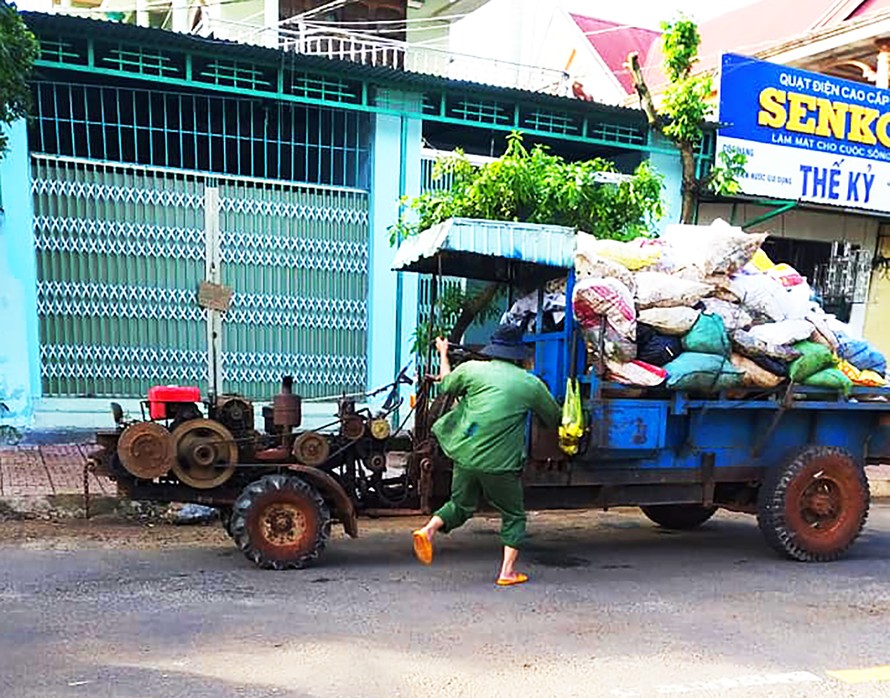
[394,218,890,561]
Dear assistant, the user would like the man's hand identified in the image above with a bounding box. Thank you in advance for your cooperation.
[434,336,452,379]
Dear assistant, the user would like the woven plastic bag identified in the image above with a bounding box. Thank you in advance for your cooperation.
[660,222,768,277]
[730,353,783,389]
[682,313,731,357]
[803,368,853,395]
[837,358,887,387]
[664,353,744,392]
[837,336,887,376]
[578,237,661,270]
[634,272,712,310]
[698,298,752,332]
[572,277,636,340]
[748,319,814,347]
[789,341,835,383]
[638,307,700,336]
[605,359,668,387]
[731,329,801,362]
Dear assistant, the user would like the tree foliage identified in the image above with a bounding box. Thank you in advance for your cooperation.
[0,2,39,157]
[628,16,745,223]
[393,132,665,348]
[391,132,664,245]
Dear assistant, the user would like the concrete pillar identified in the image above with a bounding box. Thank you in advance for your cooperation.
[0,120,40,427]
[136,0,150,27]
[875,40,890,89]
[171,0,190,33]
[647,131,684,231]
[367,91,422,400]
[263,0,279,48]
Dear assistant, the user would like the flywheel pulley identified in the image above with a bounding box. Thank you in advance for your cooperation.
[116,422,176,480]
[171,419,238,489]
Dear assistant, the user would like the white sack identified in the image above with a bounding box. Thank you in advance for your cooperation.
[634,272,713,310]
[729,273,788,322]
[660,220,768,277]
[748,319,815,346]
[698,298,753,331]
[638,306,701,335]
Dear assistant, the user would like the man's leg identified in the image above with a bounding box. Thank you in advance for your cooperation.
[478,472,527,582]
[413,466,480,563]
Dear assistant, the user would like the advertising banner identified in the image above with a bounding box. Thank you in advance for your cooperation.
[717,52,890,213]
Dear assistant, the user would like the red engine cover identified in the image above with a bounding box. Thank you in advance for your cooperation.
[147,385,202,420]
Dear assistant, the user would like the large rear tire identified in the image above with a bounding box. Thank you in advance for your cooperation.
[640,504,717,530]
[757,446,869,562]
[230,475,331,570]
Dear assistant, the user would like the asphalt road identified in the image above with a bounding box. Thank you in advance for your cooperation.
[1,505,889,698]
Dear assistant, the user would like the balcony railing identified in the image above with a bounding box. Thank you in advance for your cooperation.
[212,18,572,96]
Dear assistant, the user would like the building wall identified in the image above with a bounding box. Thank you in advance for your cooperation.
[863,231,890,359]
[0,121,40,426]
[698,201,879,336]
[448,0,623,101]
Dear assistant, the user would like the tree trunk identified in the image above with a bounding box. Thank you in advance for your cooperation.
[626,52,661,130]
[447,282,502,343]
[679,144,697,224]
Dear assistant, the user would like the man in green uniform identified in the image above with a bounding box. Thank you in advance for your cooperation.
[412,325,561,586]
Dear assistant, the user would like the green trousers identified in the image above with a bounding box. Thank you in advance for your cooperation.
[434,466,526,549]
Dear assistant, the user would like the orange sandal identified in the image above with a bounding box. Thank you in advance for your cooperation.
[412,530,433,565]
[496,573,528,587]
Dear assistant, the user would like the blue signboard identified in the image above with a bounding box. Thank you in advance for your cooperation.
[717,53,890,213]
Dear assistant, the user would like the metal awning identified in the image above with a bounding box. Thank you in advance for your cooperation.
[391,218,575,284]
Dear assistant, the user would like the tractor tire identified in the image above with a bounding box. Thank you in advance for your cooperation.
[640,504,717,530]
[230,474,331,570]
[757,446,869,562]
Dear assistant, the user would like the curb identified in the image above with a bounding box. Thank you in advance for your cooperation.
[0,494,130,520]
[870,480,890,500]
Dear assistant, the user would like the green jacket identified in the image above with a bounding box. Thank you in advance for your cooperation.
[431,359,561,473]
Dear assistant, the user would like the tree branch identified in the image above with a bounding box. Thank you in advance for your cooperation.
[626,52,662,132]
[447,283,502,344]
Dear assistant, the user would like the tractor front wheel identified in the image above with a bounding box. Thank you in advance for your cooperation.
[230,475,331,570]
[757,447,869,562]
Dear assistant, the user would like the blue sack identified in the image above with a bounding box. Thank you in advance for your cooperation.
[837,336,887,376]
[664,352,744,392]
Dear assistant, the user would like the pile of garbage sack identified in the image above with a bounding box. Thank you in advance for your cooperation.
[511,219,887,394]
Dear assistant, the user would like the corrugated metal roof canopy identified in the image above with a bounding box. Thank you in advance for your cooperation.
[392,218,575,283]
[22,11,648,123]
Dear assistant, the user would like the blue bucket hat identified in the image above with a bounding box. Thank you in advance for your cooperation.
[481,325,530,362]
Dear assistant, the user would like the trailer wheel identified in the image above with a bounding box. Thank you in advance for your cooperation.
[640,504,717,530]
[230,475,331,570]
[757,447,869,562]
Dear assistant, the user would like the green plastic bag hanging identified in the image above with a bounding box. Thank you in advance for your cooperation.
[559,378,583,455]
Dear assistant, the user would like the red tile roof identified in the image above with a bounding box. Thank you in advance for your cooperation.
[569,14,660,93]
[641,0,890,93]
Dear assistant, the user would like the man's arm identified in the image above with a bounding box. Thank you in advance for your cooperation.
[435,337,470,396]
[529,379,562,429]
[435,336,452,379]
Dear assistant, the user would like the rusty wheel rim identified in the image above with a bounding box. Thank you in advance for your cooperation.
[246,490,319,562]
[259,502,307,547]
[784,456,864,554]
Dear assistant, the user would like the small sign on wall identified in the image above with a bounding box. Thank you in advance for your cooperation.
[197,281,233,312]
